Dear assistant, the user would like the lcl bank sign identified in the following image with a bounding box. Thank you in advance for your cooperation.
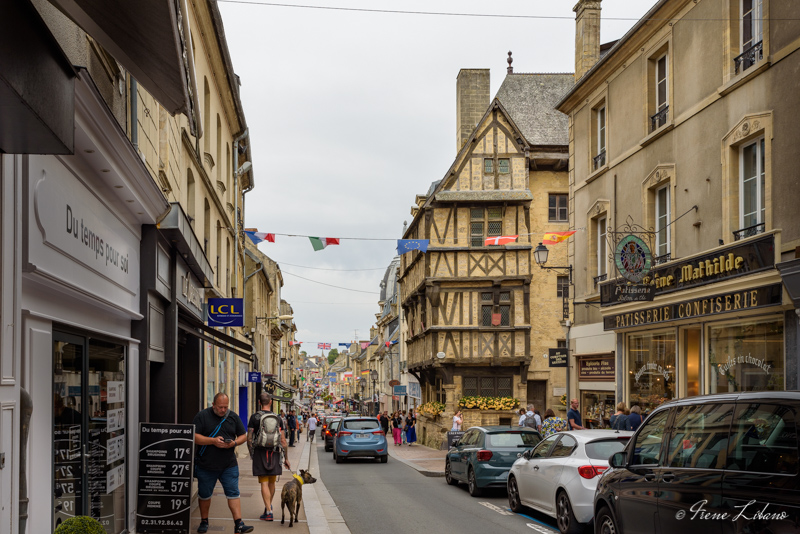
[207,298,244,327]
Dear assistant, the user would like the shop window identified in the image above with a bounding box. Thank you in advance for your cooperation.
[666,403,734,469]
[727,403,798,473]
[549,194,568,222]
[627,331,676,414]
[471,207,503,247]
[708,319,783,393]
[582,391,616,428]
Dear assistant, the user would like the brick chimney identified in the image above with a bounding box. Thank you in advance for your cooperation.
[574,0,602,81]
[456,69,490,151]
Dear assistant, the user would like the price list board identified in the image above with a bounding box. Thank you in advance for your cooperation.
[136,423,195,533]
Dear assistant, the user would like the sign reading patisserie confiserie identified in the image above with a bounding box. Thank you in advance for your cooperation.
[603,284,783,330]
[578,356,615,380]
[601,234,775,306]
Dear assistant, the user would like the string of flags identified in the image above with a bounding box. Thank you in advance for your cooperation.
[246,229,578,253]
[288,339,400,349]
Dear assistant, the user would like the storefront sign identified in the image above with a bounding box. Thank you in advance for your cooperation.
[612,284,655,303]
[615,235,652,283]
[604,284,783,330]
[393,385,407,396]
[549,348,568,368]
[578,357,615,380]
[136,423,194,533]
[408,382,421,399]
[247,372,262,383]
[207,298,244,327]
[602,235,775,306]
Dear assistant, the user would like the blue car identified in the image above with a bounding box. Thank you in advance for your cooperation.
[333,417,389,463]
[445,425,542,496]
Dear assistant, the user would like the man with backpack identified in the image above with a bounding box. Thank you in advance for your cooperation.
[523,404,542,433]
[193,393,253,534]
[247,392,290,522]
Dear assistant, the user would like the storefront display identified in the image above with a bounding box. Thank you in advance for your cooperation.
[627,331,676,414]
[580,391,616,428]
[708,318,784,393]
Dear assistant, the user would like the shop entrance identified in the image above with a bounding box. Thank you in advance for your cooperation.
[53,331,126,533]
[526,380,546,412]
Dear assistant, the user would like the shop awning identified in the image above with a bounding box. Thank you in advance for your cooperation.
[178,315,253,360]
[48,0,200,134]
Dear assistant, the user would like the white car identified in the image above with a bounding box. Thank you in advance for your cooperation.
[507,430,633,534]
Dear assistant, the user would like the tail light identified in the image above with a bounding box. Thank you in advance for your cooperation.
[325,430,331,436]
[476,450,493,461]
[578,465,608,479]
[372,430,384,435]
[338,431,353,436]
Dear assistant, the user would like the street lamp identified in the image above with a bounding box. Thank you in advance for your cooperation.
[533,242,573,409]
[257,314,294,322]
[370,369,378,415]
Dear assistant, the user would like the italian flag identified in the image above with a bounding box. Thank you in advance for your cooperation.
[309,237,340,251]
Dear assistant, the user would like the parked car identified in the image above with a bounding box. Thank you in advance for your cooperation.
[324,418,341,452]
[333,417,389,463]
[507,430,632,533]
[445,426,542,497]
[594,392,800,534]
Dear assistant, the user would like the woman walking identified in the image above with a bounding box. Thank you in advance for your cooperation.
[541,409,568,438]
[391,411,403,445]
[609,402,631,431]
[405,410,417,445]
[627,405,643,431]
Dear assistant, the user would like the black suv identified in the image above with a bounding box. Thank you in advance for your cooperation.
[324,417,341,452]
[594,391,800,534]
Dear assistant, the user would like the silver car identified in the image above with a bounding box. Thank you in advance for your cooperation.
[507,430,633,534]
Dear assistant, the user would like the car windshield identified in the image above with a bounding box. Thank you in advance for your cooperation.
[343,419,381,431]
[486,431,541,448]
[586,438,630,460]
[330,420,340,431]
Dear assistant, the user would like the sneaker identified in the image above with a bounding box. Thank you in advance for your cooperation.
[259,510,273,522]
[235,520,254,533]
[197,519,209,533]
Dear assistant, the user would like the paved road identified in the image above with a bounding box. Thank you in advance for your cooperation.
[315,439,562,534]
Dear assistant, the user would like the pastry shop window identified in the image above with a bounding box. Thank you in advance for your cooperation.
[708,318,784,393]
[628,330,676,415]
[581,391,616,429]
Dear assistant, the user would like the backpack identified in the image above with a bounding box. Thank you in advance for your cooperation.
[524,414,538,429]
[253,411,282,450]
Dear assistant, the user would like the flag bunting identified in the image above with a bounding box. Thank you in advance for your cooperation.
[484,235,518,246]
[397,239,429,254]
[317,342,331,349]
[244,231,275,245]
[309,237,340,251]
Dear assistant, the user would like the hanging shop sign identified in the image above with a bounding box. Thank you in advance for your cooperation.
[615,235,653,283]
[136,423,194,533]
[206,298,244,327]
[602,234,775,306]
[247,372,262,383]
[578,356,615,381]
[604,284,782,330]
[549,348,568,368]
[393,385,407,396]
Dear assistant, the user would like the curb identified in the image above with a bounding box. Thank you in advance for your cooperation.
[303,440,351,534]
[386,446,446,477]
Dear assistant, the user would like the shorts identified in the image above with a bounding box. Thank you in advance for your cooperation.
[196,465,240,500]
[258,475,277,483]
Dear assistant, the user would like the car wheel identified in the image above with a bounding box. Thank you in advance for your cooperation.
[595,507,617,534]
[467,467,482,497]
[507,475,522,513]
[556,491,582,534]
[334,452,343,464]
[445,459,458,486]
[380,455,388,463]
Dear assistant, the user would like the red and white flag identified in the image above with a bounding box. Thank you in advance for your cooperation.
[318,342,331,350]
[485,235,518,246]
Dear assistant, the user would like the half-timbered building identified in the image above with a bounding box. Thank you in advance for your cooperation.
[399,65,573,446]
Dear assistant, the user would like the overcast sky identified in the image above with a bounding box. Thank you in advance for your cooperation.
[217,0,654,354]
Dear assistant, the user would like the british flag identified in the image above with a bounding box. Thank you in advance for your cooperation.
[318,342,331,350]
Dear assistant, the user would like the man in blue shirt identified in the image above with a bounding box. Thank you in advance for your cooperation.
[287,410,297,447]
[567,398,585,430]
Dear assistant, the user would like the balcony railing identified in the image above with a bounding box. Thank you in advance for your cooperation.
[593,150,606,171]
[653,252,672,266]
[593,273,607,289]
[734,41,763,74]
[650,106,669,132]
[733,222,765,241]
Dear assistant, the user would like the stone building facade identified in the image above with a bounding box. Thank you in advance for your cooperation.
[558,0,800,422]
[399,66,574,448]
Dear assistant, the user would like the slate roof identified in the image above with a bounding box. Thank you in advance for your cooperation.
[495,73,573,146]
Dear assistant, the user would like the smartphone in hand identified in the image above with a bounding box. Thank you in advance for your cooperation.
[224,438,233,443]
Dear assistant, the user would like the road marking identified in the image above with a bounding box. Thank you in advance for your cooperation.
[526,523,555,533]
[478,502,513,516]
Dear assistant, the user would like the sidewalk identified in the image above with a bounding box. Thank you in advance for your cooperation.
[189,434,349,534]
[385,441,447,477]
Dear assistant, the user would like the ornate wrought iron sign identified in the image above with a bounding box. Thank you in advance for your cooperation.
[614,235,653,283]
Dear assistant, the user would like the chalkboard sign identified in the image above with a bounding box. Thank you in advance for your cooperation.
[136,423,195,533]
[446,430,465,448]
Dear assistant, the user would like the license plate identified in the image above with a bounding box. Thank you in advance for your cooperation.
[354,434,369,439]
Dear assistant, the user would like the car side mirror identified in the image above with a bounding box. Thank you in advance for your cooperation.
[609,452,626,468]
[522,449,532,460]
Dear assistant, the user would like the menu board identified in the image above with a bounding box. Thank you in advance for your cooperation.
[136,423,195,533]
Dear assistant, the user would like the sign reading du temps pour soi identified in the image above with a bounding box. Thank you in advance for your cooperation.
[206,298,244,327]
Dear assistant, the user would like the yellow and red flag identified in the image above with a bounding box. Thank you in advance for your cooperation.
[542,231,576,245]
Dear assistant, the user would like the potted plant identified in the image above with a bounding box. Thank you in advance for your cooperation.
[53,516,106,534]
